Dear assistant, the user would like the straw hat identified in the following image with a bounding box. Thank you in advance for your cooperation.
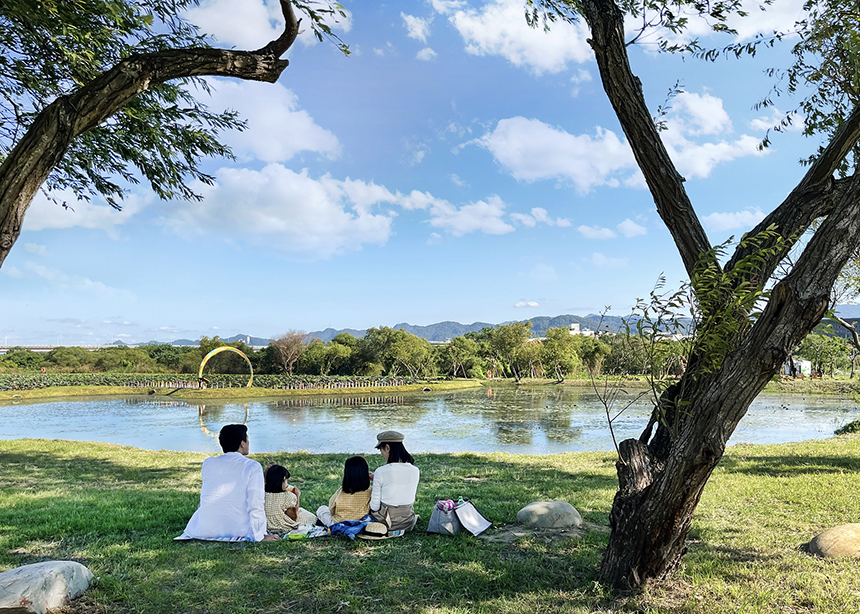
[357,522,390,540]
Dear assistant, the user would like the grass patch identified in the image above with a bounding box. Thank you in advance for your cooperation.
[2,436,860,612]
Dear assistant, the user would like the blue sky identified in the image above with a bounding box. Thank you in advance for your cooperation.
[0,0,823,346]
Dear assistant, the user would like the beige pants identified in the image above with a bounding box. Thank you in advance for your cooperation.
[371,502,416,531]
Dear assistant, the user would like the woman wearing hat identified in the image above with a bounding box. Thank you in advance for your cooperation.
[370,430,420,532]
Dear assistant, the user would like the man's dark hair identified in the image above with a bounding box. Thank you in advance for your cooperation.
[342,456,370,494]
[265,464,290,493]
[219,424,248,453]
[384,441,414,464]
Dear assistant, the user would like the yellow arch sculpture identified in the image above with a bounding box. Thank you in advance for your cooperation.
[198,346,254,387]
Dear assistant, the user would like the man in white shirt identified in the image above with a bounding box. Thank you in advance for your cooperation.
[176,424,276,542]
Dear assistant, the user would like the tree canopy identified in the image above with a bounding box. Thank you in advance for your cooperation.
[0,0,346,267]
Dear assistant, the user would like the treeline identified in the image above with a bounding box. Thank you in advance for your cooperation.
[0,323,690,381]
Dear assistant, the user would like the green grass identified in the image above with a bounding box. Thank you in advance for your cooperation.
[2,437,860,613]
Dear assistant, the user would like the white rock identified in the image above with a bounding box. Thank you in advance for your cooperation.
[808,523,860,558]
[516,501,583,529]
[0,561,94,614]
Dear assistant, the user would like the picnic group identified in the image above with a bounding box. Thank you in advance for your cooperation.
[175,424,420,542]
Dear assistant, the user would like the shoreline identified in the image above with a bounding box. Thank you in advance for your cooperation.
[0,378,482,402]
[1,375,858,403]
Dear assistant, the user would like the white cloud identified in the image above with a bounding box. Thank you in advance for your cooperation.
[398,191,515,236]
[1,265,22,278]
[432,0,592,75]
[450,174,468,187]
[510,213,536,227]
[702,208,766,233]
[416,47,438,61]
[24,189,148,235]
[570,68,593,96]
[402,13,433,42]
[728,0,806,40]
[24,243,48,256]
[427,232,443,245]
[656,92,768,178]
[17,261,134,298]
[671,92,732,136]
[666,133,766,179]
[617,219,647,237]
[184,0,280,48]
[749,108,805,133]
[589,252,628,269]
[530,263,557,282]
[374,42,396,56]
[185,0,351,50]
[160,164,396,259]
[159,166,519,256]
[515,300,540,308]
[511,207,570,227]
[478,89,770,191]
[577,225,617,240]
[646,0,806,47]
[476,117,635,193]
[427,195,516,236]
[203,79,340,163]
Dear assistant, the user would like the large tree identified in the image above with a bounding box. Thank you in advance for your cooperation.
[530,0,860,590]
[0,0,344,267]
[269,330,307,375]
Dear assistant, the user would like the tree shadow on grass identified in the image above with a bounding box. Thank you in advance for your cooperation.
[3,447,624,614]
[717,453,860,477]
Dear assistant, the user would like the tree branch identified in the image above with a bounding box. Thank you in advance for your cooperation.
[725,105,860,279]
[0,2,299,268]
[581,0,711,276]
[832,313,860,352]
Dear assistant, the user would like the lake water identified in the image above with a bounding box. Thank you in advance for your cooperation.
[0,387,857,455]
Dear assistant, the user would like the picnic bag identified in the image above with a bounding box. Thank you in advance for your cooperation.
[427,501,462,536]
[428,498,492,537]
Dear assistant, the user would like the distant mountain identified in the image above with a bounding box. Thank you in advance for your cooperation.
[835,304,860,319]
[106,311,705,348]
[388,320,496,342]
[305,314,665,343]
[110,334,273,348]
[305,327,367,343]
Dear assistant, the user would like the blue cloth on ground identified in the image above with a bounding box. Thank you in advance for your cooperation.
[329,515,373,540]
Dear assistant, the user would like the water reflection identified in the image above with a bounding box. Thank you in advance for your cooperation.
[0,387,857,455]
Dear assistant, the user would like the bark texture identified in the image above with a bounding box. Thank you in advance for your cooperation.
[0,0,300,268]
[581,0,860,589]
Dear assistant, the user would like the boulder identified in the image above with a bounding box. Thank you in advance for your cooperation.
[0,561,94,614]
[516,501,582,529]
[808,523,860,558]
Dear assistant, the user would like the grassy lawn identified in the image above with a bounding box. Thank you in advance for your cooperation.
[1,436,860,613]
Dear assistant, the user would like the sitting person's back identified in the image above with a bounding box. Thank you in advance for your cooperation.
[176,424,270,542]
[370,431,420,532]
[317,456,372,526]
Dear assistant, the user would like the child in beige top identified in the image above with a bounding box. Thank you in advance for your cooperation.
[264,464,316,533]
[316,456,371,526]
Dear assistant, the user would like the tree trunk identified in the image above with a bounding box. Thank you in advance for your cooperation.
[600,175,860,588]
[574,0,860,589]
[0,0,299,268]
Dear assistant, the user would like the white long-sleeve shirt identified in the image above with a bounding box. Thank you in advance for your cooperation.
[370,462,420,511]
[177,452,267,542]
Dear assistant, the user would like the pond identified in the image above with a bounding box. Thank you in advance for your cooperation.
[1,387,858,455]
